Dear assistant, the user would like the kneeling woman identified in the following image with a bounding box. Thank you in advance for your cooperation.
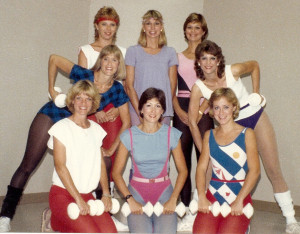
[112,88,188,233]
[193,88,260,234]
[48,80,117,233]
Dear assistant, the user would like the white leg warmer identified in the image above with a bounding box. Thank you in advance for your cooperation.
[274,190,297,224]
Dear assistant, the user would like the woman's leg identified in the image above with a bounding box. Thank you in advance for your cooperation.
[255,112,298,227]
[127,185,153,233]
[254,112,288,192]
[153,185,177,234]
[49,186,117,233]
[173,110,194,207]
[0,113,53,219]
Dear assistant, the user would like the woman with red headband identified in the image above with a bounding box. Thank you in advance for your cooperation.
[77,7,129,231]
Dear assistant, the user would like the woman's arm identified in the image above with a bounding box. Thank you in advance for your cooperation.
[230,128,260,215]
[78,50,88,68]
[163,140,188,214]
[53,137,89,215]
[112,142,143,214]
[99,152,112,212]
[48,54,74,100]
[169,65,178,100]
[125,65,140,117]
[231,61,260,93]
[188,84,205,152]
[195,131,212,213]
[102,103,131,157]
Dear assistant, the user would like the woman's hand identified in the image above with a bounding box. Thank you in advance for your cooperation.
[101,196,112,212]
[101,147,113,157]
[197,196,211,214]
[95,111,109,123]
[128,198,143,215]
[76,197,90,216]
[230,199,244,216]
[177,109,189,125]
[106,107,119,122]
[163,198,177,215]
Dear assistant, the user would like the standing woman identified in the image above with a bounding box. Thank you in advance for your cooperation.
[78,6,126,69]
[78,6,127,201]
[172,14,214,230]
[112,88,188,233]
[193,88,260,234]
[0,45,130,232]
[189,40,300,233]
[48,80,116,233]
[125,10,178,126]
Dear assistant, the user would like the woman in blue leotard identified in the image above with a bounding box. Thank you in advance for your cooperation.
[193,87,260,233]
[0,45,130,231]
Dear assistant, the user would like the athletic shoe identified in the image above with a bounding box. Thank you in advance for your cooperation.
[286,222,300,234]
[0,217,11,232]
[41,208,52,232]
[177,211,195,232]
[111,216,129,232]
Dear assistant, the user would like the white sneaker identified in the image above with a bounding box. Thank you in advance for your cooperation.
[0,217,11,232]
[111,216,129,232]
[177,211,196,232]
[286,222,300,234]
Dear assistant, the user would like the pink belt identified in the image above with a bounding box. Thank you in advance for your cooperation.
[132,175,169,183]
[177,90,191,98]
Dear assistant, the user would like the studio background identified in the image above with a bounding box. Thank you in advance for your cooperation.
[0,0,299,206]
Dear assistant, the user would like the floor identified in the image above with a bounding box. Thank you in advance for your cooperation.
[9,201,292,233]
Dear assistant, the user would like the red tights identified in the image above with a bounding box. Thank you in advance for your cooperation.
[193,190,251,234]
[49,185,117,233]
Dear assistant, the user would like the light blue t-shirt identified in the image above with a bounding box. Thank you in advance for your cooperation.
[125,45,178,117]
[120,124,182,178]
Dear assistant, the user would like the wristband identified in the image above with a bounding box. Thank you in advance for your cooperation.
[102,193,112,198]
[199,110,203,115]
[125,194,133,201]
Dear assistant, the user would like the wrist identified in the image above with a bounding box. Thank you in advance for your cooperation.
[125,194,133,201]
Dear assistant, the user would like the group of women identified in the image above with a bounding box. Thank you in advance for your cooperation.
[0,5,299,234]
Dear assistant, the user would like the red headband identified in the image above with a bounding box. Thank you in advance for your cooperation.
[96,17,119,24]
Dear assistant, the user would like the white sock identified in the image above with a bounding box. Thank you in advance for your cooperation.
[274,190,297,224]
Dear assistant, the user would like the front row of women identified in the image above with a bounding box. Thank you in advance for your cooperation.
[51,75,259,233]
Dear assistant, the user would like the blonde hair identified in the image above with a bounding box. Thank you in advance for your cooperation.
[138,10,167,48]
[208,88,240,120]
[91,45,126,80]
[66,80,100,114]
[93,6,120,43]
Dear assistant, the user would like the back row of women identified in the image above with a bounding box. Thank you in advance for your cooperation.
[0,6,299,234]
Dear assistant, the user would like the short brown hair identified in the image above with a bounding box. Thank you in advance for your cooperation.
[183,13,208,42]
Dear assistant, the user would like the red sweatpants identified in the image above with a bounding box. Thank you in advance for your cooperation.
[88,103,122,181]
[193,190,251,234]
[49,185,117,233]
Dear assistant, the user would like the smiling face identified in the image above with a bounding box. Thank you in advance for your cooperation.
[185,21,205,43]
[198,52,219,75]
[212,96,236,125]
[143,17,163,39]
[141,98,164,123]
[72,92,93,116]
[95,20,118,41]
[100,53,119,77]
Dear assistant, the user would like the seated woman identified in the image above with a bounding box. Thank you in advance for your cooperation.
[112,88,188,233]
[47,80,117,233]
[0,45,129,232]
[193,87,260,234]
